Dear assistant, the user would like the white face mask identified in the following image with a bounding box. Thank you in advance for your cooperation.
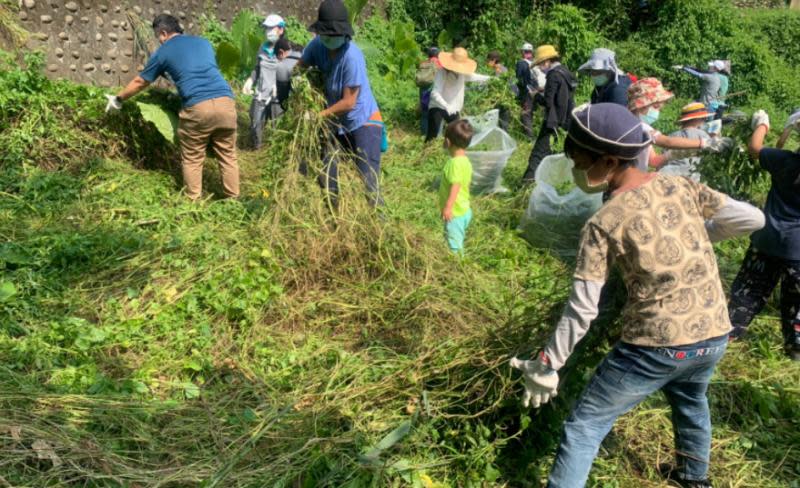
[572,165,609,194]
[266,30,280,43]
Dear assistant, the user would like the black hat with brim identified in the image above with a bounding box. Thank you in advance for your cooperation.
[309,0,354,37]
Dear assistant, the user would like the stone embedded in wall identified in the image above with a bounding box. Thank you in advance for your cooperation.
[48,64,58,72]
[24,0,358,87]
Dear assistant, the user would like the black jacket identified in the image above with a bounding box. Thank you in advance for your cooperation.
[515,59,532,100]
[543,64,577,130]
[590,74,632,108]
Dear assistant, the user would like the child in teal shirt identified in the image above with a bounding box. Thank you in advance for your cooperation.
[438,119,475,252]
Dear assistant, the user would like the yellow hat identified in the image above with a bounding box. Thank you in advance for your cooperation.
[438,47,477,75]
[534,45,559,65]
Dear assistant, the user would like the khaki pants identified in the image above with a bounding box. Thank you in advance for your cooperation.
[177,96,239,199]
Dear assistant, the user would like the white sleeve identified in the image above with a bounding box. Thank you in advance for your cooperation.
[542,279,604,371]
[465,72,491,84]
[429,70,451,113]
[705,197,765,242]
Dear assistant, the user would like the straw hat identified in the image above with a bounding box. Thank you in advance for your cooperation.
[533,45,559,65]
[678,102,711,123]
[439,47,477,75]
[627,77,674,111]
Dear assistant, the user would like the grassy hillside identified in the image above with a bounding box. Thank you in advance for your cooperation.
[2,1,800,486]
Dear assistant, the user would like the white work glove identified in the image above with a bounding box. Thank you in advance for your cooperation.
[104,94,122,113]
[784,110,800,132]
[242,77,254,96]
[751,110,770,131]
[702,136,734,153]
[509,354,559,409]
[671,65,684,71]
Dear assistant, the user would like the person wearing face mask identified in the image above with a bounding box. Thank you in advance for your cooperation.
[672,61,727,119]
[509,103,764,488]
[515,42,538,139]
[296,0,385,208]
[522,45,577,184]
[104,14,238,200]
[577,48,632,107]
[243,14,287,149]
[424,47,490,142]
[627,78,731,172]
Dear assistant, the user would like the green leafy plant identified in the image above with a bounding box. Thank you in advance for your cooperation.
[214,10,264,81]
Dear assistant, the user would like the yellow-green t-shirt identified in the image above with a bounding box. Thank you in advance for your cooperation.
[438,155,472,217]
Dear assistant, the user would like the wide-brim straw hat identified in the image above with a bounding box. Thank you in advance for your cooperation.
[439,47,477,75]
[678,102,711,122]
[533,45,559,65]
[627,77,674,111]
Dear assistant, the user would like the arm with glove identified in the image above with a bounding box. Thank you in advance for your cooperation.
[510,279,605,408]
[104,76,151,113]
[777,109,800,149]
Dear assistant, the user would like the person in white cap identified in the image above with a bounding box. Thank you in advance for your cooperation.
[515,42,542,139]
[243,14,287,149]
[672,60,728,118]
[577,48,632,107]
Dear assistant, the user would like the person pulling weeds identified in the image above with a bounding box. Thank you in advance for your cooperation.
[438,119,475,254]
[296,0,385,208]
[425,47,489,142]
[521,45,576,184]
[727,110,800,361]
[242,14,288,149]
[627,78,731,171]
[105,14,239,200]
[510,103,764,487]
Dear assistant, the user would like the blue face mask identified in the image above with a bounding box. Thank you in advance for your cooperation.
[591,74,609,87]
[320,35,346,50]
[640,107,660,125]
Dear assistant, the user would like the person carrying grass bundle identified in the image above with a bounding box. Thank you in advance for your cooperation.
[105,14,239,200]
[242,14,288,149]
[425,47,489,142]
[296,0,385,208]
[627,78,731,172]
[438,119,475,254]
[521,45,577,184]
[510,103,764,488]
[727,110,800,361]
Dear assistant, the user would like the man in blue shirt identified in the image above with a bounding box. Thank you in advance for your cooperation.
[728,110,800,361]
[105,14,239,200]
[297,0,384,208]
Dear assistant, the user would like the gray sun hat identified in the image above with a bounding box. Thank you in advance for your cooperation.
[568,103,652,160]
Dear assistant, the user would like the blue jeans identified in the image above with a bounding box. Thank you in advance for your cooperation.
[548,335,728,487]
[320,124,383,208]
[444,208,472,252]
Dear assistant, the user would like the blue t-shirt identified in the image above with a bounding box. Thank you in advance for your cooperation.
[139,35,233,108]
[751,148,800,261]
[300,37,379,133]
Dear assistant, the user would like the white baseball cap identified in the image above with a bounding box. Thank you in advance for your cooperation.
[521,42,533,52]
[262,14,285,29]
